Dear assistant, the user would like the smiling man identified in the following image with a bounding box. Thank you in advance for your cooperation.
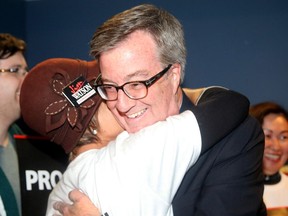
[54,4,266,216]
[0,33,28,216]
[97,32,180,133]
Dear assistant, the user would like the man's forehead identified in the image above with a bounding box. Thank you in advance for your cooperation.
[98,31,159,71]
[100,66,151,84]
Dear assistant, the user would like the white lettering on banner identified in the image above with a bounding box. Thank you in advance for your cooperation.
[38,170,51,190]
[25,170,63,191]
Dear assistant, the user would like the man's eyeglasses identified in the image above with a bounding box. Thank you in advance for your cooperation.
[0,66,28,75]
[94,64,172,101]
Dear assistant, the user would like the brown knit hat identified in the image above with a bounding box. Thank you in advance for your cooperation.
[20,58,101,153]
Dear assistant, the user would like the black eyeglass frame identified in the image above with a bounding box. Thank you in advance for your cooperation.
[94,64,172,101]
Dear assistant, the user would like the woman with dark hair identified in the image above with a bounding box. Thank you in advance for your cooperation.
[250,102,288,215]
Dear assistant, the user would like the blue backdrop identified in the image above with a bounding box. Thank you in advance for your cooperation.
[2,0,288,108]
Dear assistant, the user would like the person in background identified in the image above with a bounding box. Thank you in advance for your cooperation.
[1,33,68,216]
[54,4,266,215]
[250,102,288,215]
[20,58,249,216]
[0,33,28,216]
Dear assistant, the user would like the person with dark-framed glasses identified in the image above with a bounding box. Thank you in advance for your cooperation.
[54,4,266,216]
[94,64,172,101]
[21,58,249,216]
[0,33,28,216]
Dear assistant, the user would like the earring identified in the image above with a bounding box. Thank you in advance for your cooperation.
[92,129,97,135]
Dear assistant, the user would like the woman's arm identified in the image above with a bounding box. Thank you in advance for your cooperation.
[51,86,250,215]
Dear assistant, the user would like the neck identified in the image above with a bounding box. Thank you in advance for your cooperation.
[176,87,183,110]
[0,118,13,147]
[0,116,17,147]
[0,130,9,147]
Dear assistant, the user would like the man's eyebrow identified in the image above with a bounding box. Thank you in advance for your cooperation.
[101,69,149,84]
[126,70,149,80]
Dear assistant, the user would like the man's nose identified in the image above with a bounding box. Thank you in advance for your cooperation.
[115,89,136,113]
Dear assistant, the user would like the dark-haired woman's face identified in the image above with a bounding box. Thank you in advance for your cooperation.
[262,113,288,175]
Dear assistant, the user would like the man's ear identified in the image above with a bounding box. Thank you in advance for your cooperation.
[183,88,205,105]
[170,63,182,94]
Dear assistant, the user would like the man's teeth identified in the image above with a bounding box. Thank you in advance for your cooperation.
[128,109,146,119]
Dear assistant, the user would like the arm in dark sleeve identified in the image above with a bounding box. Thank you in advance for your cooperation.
[193,117,266,216]
[172,116,266,216]
[182,86,250,154]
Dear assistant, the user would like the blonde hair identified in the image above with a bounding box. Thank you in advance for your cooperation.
[78,112,100,146]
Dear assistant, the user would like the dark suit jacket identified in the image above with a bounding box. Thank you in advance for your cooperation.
[172,88,266,216]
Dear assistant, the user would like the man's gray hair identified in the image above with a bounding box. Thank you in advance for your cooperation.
[90,4,186,82]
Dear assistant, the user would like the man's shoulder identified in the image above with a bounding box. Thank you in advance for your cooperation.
[182,86,228,106]
[215,114,264,155]
[239,114,264,137]
[194,86,228,105]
